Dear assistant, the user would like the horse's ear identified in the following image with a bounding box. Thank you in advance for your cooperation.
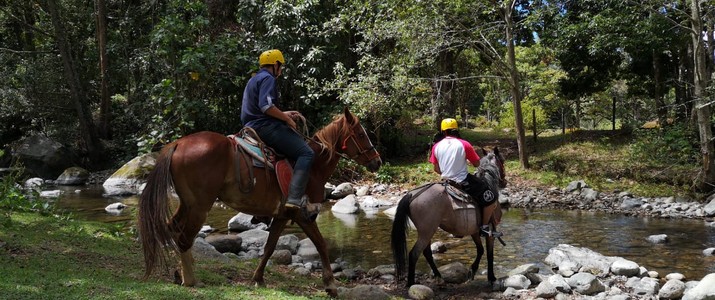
[494,146,500,156]
[344,106,355,123]
[476,147,487,157]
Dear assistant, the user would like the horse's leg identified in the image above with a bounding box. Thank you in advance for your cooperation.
[470,233,484,280]
[252,218,289,286]
[421,246,442,280]
[486,227,496,283]
[296,217,338,297]
[407,233,433,287]
[170,200,211,287]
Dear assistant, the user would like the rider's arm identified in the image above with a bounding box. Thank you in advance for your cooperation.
[265,106,297,129]
[428,143,441,174]
[461,140,480,167]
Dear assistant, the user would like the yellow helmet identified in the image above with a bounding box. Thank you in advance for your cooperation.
[441,118,458,131]
[259,49,285,66]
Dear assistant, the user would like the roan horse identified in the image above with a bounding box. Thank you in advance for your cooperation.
[138,107,381,297]
[391,147,506,287]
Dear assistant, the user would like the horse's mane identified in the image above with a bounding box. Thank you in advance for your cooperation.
[477,153,501,195]
[312,114,352,161]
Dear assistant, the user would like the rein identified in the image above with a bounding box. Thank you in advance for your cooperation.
[295,117,379,163]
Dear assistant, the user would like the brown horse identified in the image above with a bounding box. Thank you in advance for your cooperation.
[138,107,381,297]
[391,147,506,287]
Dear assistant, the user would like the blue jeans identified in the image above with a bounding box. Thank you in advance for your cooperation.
[254,122,314,203]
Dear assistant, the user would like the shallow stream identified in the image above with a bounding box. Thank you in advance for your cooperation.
[55,185,715,280]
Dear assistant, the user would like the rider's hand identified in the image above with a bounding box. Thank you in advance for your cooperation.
[284,112,298,129]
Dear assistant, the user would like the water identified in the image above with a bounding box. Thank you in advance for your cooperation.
[55,185,715,280]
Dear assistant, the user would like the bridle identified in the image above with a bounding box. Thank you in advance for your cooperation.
[340,122,381,162]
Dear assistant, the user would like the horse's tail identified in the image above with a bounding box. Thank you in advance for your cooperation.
[138,143,179,279]
[391,192,413,281]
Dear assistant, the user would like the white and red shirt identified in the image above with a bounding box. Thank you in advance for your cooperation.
[429,136,480,182]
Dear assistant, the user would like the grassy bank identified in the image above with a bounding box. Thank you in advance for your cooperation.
[0,209,332,300]
[370,126,701,200]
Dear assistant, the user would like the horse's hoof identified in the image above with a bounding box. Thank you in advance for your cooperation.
[326,287,338,298]
[254,280,265,287]
[173,270,182,285]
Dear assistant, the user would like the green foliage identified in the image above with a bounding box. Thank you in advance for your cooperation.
[629,125,699,166]
[498,99,549,133]
[0,166,56,217]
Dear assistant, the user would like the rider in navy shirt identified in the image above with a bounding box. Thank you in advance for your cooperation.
[241,49,314,217]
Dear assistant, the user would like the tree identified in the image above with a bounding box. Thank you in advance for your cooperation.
[42,0,104,163]
[689,0,715,192]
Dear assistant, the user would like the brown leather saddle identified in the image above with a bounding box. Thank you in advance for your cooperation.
[228,128,292,198]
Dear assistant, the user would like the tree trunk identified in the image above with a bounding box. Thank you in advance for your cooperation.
[44,0,103,164]
[503,1,529,168]
[96,0,111,139]
[690,0,715,192]
[653,50,667,125]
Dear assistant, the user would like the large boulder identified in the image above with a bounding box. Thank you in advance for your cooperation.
[544,244,618,276]
[56,167,90,185]
[10,135,78,179]
[102,152,157,196]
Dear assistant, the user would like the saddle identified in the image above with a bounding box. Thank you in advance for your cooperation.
[440,181,477,211]
[228,128,292,198]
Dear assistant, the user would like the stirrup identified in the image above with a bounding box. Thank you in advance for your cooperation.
[480,228,503,238]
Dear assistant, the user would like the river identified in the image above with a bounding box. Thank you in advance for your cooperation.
[54,185,715,280]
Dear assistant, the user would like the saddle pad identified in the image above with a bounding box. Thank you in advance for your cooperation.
[445,184,471,203]
[228,134,274,169]
[275,160,292,198]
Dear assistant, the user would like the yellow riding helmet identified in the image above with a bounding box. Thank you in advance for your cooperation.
[259,49,285,66]
[441,118,458,131]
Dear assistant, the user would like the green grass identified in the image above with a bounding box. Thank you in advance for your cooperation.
[0,209,333,300]
[374,127,701,200]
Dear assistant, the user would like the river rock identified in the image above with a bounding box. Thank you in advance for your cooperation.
[102,152,157,196]
[665,273,685,281]
[40,190,61,198]
[296,238,319,260]
[331,182,356,199]
[205,234,242,254]
[626,276,660,296]
[270,249,293,265]
[331,194,359,214]
[620,197,644,209]
[683,273,715,300]
[191,237,232,263]
[104,202,126,215]
[227,213,268,231]
[504,274,531,289]
[565,180,588,193]
[10,134,78,179]
[276,234,300,254]
[610,259,640,276]
[508,263,540,276]
[408,284,434,300]
[646,234,669,244]
[236,228,268,252]
[547,274,571,293]
[704,196,715,217]
[437,262,470,284]
[544,244,617,276]
[566,272,605,295]
[55,167,90,185]
[535,280,558,298]
[659,279,686,299]
[704,248,715,256]
[338,285,390,300]
[24,177,44,189]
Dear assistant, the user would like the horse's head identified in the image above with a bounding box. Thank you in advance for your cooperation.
[481,147,507,189]
[335,107,382,172]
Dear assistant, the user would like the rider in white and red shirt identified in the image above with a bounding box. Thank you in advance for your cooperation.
[429,118,496,237]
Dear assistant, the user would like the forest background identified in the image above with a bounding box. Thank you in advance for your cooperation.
[1,0,714,197]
